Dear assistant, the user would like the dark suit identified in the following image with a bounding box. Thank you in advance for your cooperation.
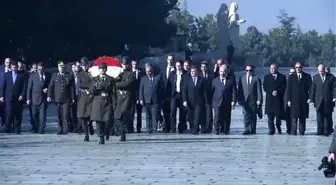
[139,74,162,133]
[182,76,207,134]
[237,75,262,134]
[0,70,5,126]
[329,129,336,153]
[263,73,287,134]
[200,71,215,133]
[212,76,237,134]
[169,70,187,133]
[69,72,80,132]
[0,71,26,133]
[48,73,75,134]
[26,72,51,133]
[160,65,175,132]
[131,69,144,133]
[310,73,336,135]
[287,72,312,135]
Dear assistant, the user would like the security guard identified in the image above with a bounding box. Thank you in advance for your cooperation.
[114,56,137,141]
[77,58,94,141]
[47,61,75,134]
[89,62,117,144]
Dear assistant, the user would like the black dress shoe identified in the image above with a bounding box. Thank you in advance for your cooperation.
[242,132,250,135]
[120,133,126,142]
[57,131,63,135]
[276,125,282,134]
[136,130,141,133]
[215,131,219,135]
[99,137,105,144]
[106,135,109,141]
[84,135,89,142]
[268,132,275,135]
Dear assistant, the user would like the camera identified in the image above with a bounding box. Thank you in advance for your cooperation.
[318,156,335,178]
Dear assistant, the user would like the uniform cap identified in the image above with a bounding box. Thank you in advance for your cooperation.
[58,61,65,67]
[99,62,107,69]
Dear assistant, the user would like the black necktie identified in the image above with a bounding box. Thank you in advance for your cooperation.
[40,75,44,82]
[221,78,225,86]
[149,76,153,86]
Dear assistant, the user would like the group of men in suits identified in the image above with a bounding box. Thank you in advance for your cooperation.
[136,55,237,135]
[0,58,54,134]
[262,63,336,136]
[0,56,335,138]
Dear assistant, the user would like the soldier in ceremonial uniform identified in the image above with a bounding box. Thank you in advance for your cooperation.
[89,62,117,144]
[47,61,75,134]
[114,56,137,141]
[77,58,95,141]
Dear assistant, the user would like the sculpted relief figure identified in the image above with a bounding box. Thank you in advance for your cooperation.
[228,2,246,54]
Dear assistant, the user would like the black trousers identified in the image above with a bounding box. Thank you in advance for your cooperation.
[31,103,48,133]
[162,98,171,132]
[144,104,159,133]
[204,104,213,133]
[131,103,142,133]
[0,103,5,126]
[170,93,186,133]
[316,103,332,135]
[291,117,306,135]
[267,113,281,134]
[56,102,70,134]
[28,105,34,128]
[69,100,78,132]
[187,105,204,134]
[214,105,232,134]
[5,102,23,133]
[242,104,257,134]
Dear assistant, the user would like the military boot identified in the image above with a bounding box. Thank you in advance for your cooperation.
[99,137,105,144]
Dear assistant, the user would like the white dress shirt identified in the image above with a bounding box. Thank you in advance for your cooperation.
[246,75,252,85]
[176,71,182,92]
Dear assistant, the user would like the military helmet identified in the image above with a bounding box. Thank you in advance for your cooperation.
[121,56,131,65]
[98,62,107,69]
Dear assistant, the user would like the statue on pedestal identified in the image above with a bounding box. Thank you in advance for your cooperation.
[228,2,246,55]
[217,3,229,57]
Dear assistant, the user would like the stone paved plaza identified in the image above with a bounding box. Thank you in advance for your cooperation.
[0,104,335,185]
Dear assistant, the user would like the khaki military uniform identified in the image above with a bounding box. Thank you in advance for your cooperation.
[89,75,117,137]
[114,71,136,136]
[48,73,75,134]
[77,71,93,118]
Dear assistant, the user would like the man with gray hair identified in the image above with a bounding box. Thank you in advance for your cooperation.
[310,64,336,136]
[212,65,237,135]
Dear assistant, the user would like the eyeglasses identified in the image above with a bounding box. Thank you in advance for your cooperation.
[295,66,301,69]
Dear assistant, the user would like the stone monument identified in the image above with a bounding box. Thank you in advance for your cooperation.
[217,3,229,56]
[228,2,246,55]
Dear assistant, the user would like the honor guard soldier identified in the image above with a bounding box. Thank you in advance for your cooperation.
[47,61,76,134]
[77,57,95,141]
[114,56,137,141]
[89,62,117,144]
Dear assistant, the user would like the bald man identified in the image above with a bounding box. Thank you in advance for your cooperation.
[212,65,237,135]
[310,64,336,136]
